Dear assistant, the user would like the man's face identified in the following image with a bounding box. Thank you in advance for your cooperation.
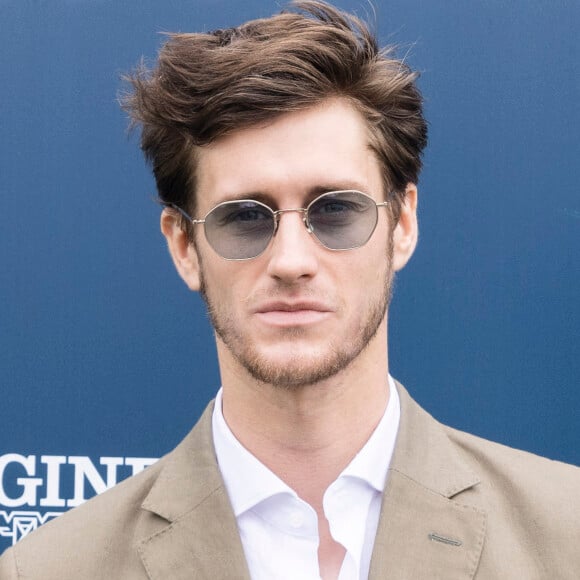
[164,99,417,388]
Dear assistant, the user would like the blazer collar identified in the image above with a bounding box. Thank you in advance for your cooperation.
[369,381,486,579]
[137,402,252,580]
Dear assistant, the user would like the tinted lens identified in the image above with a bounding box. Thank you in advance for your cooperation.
[204,200,275,259]
[307,191,378,250]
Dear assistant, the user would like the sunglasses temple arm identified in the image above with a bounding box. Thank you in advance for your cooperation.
[161,202,205,224]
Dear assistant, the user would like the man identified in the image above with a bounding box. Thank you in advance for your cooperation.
[1,1,578,578]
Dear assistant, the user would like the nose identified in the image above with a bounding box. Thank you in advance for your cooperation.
[265,210,319,282]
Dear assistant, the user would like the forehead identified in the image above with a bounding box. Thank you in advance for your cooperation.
[194,98,383,209]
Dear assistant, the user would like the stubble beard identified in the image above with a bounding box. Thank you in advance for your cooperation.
[197,244,394,389]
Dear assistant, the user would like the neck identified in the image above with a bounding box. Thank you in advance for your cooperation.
[217,325,390,505]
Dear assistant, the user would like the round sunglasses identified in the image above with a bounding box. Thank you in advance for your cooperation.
[165,190,390,260]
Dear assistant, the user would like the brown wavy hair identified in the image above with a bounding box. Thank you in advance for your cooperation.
[122,0,428,222]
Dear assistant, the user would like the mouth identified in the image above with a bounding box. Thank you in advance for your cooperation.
[254,301,332,326]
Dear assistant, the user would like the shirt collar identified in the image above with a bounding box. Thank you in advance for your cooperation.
[340,376,400,493]
[212,389,296,516]
[212,376,401,517]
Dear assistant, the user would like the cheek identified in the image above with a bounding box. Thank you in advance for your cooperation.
[201,262,251,309]
[343,252,387,295]
[353,228,393,273]
[348,240,393,296]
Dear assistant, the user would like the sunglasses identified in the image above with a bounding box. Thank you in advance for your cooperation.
[165,190,390,261]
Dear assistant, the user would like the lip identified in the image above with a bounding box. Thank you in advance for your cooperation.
[254,300,332,314]
[253,301,333,326]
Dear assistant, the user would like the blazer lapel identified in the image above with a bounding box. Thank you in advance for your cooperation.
[137,403,251,580]
[369,383,487,579]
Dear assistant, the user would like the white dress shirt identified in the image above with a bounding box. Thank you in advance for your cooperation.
[212,377,400,580]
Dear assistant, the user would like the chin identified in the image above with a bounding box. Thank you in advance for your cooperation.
[241,346,351,389]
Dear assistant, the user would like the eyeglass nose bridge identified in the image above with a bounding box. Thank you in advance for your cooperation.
[271,207,313,235]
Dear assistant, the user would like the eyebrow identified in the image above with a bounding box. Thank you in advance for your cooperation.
[211,182,371,208]
[309,182,369,195]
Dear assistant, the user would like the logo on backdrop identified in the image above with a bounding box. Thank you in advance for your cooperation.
[0,454,158,548]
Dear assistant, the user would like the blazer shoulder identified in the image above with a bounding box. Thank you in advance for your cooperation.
[0,453,168,578]
[0,405,218,579]
[442,426,580,576]
[443,423,580,524]
[445,423,580,486]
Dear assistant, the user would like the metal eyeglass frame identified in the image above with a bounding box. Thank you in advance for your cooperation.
[162,189,391,260]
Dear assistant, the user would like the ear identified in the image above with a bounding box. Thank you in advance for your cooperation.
[160,209,201,291]
[392,183,418,272]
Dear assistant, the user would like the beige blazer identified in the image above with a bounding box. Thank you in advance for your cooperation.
[1,382,579,579]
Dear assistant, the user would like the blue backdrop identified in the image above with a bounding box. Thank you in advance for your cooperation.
[1,0,578,554]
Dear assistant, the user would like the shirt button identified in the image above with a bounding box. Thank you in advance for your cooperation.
[289,511,304,529]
